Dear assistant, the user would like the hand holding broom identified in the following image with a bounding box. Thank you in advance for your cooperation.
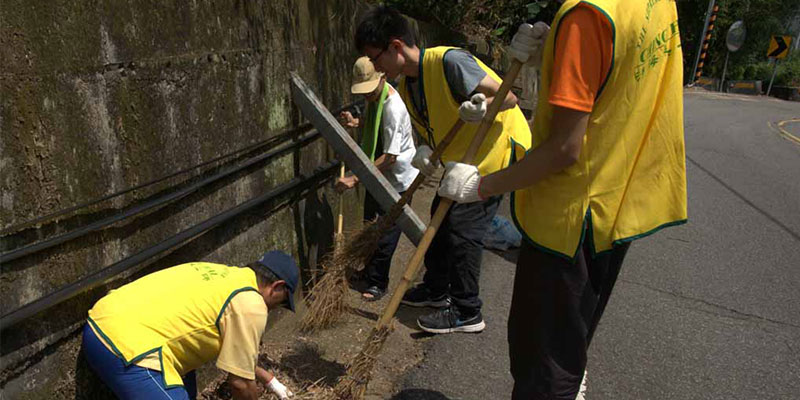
[299,119,464,332]
[329,22,542,398]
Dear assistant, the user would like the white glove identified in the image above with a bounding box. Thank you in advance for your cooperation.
[508,22,550,67]
[411,145,440,176]
[459,93,487,123]
[267,376,294,399]
[438,162,484,203]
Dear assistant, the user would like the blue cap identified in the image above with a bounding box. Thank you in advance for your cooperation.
[256,251,299,312]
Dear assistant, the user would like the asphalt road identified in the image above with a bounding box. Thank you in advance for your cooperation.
[392,91,800,400]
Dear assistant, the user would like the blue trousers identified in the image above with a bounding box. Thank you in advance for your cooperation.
[81,323,197,400]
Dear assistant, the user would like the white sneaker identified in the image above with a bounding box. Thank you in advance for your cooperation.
[576,370,588,400]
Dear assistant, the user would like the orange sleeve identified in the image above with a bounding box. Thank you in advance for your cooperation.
[549,4,614,112]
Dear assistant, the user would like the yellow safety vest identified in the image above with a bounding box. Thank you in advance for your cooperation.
[87,263,261,388]
[511,0,688,260]
[398,47,531,175]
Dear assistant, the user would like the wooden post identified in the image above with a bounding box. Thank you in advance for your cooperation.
[290,73,426,245]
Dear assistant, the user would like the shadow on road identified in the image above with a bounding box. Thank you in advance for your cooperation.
[278,341,347,387]
[391,388,452,399]
[487,247,520,264]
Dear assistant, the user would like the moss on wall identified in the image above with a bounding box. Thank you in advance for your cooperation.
[0,1,467,397]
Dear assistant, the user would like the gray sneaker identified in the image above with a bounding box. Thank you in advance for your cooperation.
[417,307,485,334]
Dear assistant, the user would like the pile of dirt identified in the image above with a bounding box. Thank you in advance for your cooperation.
[200,291,426,399]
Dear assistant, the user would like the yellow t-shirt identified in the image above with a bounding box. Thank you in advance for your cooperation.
[90,290,268,379]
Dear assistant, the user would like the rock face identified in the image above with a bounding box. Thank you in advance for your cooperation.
[0,2,466,398]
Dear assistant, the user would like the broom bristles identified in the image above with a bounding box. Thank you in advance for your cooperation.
[299,264,349,332]
[300,217,392,332]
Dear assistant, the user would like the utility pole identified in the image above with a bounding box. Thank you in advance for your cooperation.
[690,0,717,84]
[766,59,779,96]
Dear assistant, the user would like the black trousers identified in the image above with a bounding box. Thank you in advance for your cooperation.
[422,194,501,316]
[363,192,404,290]
[508,237,630,400]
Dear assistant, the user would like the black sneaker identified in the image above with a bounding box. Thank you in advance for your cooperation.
[401,285,450,308]
[417,307,486,334]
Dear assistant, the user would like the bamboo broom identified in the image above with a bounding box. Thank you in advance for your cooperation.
[336,163,346,247]
[326,59,526,399]
[300,119,464,332]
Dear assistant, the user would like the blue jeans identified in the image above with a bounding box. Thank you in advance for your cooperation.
[81,323,197,400]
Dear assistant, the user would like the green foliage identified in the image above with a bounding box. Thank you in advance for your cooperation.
[679,0,800,85]
[734,54,800,86]
[379,0,800,86]
[775,54,800,86]
[379,0,556,45]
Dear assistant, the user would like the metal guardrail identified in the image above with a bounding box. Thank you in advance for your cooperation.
[0,103,361,237]
[0,129,321,264]
[1,162,339,331]
[0,100,363,331]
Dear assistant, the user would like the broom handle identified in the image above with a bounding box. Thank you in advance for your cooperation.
[337,163,345,236]
[383,119,465,223]
[377,61,524,327]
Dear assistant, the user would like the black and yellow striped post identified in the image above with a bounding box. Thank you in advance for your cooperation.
[694,4,720,83]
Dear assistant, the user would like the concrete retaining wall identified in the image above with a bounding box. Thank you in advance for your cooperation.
[0,2,466,398]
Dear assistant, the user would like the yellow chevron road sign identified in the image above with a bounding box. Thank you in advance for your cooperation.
[767,36,792,59]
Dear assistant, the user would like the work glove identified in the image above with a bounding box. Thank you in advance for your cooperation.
[459,93,487,123]
[508,22,550,67]
[267,376,294,399]
[438,162,484,203]
[411,145,440,177]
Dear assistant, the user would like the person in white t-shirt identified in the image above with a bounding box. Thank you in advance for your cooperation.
[336,56,419,301]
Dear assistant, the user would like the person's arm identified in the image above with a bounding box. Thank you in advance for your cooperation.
[374,153,397,171]
[255,366,274,383]
[334,152,397,192]
[256,367,293,399]
[437,6,612,203]
[228,374,260,400]
[479,105,588,196]
[474,74,518,112]
[442,50,518,114]
[216,292,268,399]
[482,5,612,196]
[339,110,360,128]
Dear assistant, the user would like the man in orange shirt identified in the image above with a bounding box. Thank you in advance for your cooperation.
[439,1,687,398]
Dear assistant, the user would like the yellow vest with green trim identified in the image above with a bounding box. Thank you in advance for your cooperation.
[511,0,688,259]
[87,263,261,388]
[398,47,531,176]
